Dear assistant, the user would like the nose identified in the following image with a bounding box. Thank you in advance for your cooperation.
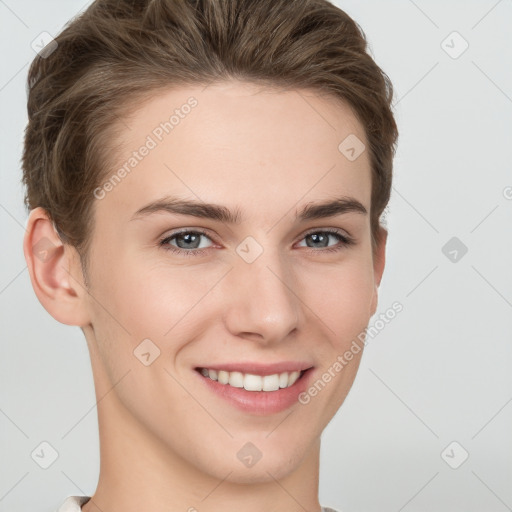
[223,248,300,344]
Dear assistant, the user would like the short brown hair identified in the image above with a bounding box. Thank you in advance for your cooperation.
[22,0,398,282]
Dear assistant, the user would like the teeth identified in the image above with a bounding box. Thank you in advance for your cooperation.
[244,373,263,391]
[199,368,304,391]
[218,370,229,384]
[262,374,279,391]
[228,371,244,388]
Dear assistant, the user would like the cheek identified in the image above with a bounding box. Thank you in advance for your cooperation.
[93,258,215,337]
[306,255,376,340]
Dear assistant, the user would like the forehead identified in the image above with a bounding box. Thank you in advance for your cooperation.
[96,80,372,224]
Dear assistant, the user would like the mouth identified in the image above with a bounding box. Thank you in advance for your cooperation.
[194,365,315,415]
[195,367,310,392]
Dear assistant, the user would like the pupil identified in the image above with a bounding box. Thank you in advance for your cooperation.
[309,233,328,248]
[178,233,200,249]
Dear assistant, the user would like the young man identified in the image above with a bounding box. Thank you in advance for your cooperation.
[22,0,398,511]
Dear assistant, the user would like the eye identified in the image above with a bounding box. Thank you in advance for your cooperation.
[159,229,214,257]
[296,229,355,253]
[158,227,355,258]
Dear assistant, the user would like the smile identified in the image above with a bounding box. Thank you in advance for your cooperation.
[197,367,304,391]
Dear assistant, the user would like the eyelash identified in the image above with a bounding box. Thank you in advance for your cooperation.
[158,228,355,257]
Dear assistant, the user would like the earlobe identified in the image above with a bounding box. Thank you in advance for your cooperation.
[23,207,91,326]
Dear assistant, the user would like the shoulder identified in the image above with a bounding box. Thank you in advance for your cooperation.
[55,496,91,512]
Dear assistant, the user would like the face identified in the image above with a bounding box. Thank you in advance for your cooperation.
[81,80,384,483]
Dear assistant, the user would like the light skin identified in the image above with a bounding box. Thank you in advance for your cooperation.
[24,80,386,512]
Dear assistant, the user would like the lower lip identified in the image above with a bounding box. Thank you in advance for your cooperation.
[195,368,315,415]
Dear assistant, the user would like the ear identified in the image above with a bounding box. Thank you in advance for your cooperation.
[23,207,91,326]
[369,226,387,318]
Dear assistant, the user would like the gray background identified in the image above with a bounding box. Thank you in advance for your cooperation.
[1,1,511,511]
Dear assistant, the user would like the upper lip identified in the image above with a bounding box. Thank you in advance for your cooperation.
[195,361,314,376]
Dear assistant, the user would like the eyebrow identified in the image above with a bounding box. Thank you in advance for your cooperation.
[130,195,367,223]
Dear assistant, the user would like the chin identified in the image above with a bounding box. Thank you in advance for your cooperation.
[197,439,311,485]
